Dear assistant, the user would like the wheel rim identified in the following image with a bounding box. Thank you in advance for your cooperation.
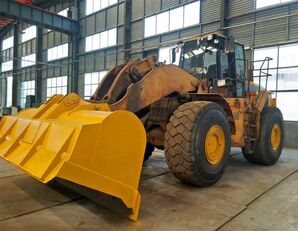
[205,125,225,165]
[271,123,281,151]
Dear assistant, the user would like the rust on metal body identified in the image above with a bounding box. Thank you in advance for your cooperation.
[92,57,157,104]
[110,64,198,112]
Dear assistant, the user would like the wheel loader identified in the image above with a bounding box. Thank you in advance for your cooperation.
[0,33,284,221]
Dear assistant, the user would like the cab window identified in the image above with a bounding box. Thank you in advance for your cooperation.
[235,44,245,78]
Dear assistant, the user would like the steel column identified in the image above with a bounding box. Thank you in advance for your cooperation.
[12,23,20,107]
[123,0,132,60]
[35,26,43,106]
[69,0,79,93]
[220,0,228,36]
[0,37,3,106]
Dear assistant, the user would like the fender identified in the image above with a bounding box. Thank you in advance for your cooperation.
[190,93,236,134]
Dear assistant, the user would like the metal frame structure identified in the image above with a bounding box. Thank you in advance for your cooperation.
[0,0,78,34]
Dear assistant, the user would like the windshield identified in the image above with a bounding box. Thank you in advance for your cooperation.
[181,41,217,77]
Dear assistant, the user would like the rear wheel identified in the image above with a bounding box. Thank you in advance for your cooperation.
[242,106,284,165]
[165,101,231,186]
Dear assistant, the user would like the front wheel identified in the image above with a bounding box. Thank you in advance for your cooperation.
[243,106,284,165]
[165,101,231,186]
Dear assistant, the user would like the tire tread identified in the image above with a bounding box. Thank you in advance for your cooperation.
[165,101,229,186]
[243,106,284,165]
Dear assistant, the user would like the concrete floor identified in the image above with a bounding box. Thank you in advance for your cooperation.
[0,148,297,231]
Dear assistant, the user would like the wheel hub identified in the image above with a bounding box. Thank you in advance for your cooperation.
[205,125,225,165]
[271,123,281,151]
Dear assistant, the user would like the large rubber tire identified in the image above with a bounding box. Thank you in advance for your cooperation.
[243,106,284,165]
[165,101,231,186]
[144,143,155,162]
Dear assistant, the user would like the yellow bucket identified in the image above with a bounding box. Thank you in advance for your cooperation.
[0,93,146,221]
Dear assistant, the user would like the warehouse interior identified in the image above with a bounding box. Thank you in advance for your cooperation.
[0,0,297,230]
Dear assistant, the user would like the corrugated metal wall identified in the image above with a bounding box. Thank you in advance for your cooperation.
[254,6,289,46]
[0,39,12,104]
[1,0,298,104]
[0,30,14,80]
[130,0,221,57]
[227,1,298,48]
[77,0,125,97]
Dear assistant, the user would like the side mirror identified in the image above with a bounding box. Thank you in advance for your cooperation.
[171,48,176,64]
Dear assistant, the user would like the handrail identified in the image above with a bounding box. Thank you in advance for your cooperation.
[251,57,273,92]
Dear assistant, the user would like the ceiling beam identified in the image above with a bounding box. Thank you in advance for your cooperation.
[0,0,78,34]
[34,0,75,9]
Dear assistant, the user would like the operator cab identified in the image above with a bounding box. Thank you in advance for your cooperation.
[172,33,246,97]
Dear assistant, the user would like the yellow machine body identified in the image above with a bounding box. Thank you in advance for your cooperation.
[0,93,146,221]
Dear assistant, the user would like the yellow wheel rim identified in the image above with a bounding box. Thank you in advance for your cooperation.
[205,125,225,165]
[271,123,281,151]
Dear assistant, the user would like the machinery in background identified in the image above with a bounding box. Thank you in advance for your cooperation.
[25,95,36,108]
[0,106,18,118]
[0,33,284,221]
